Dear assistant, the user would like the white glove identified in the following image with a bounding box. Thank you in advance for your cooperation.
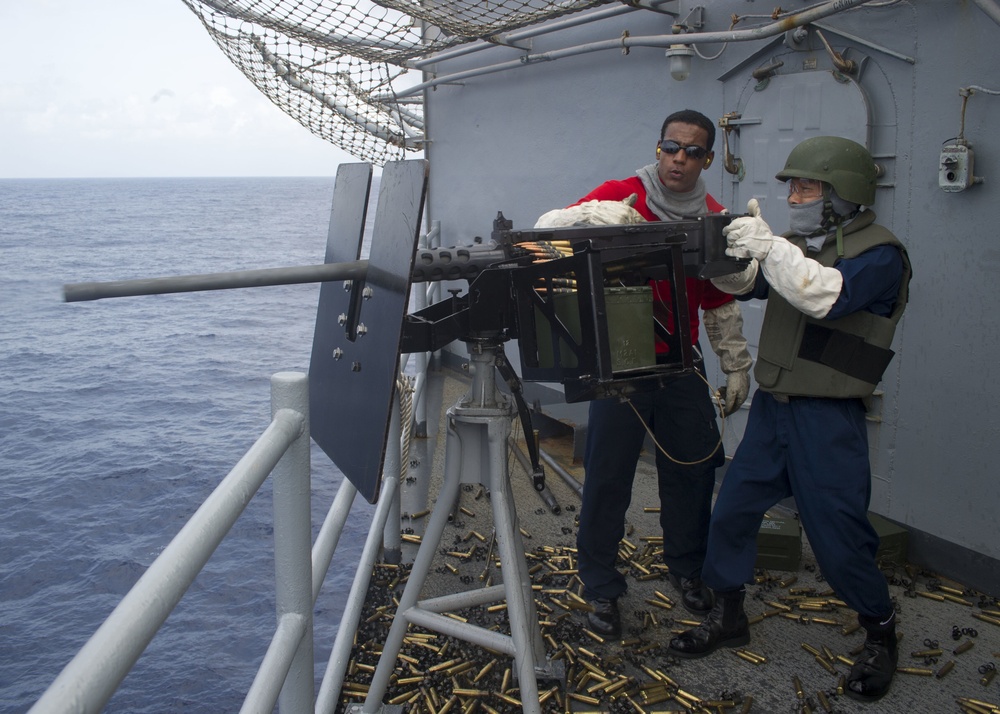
[722,198,776,260]
[723,199,843,319]
[760,239,843,319]
[702,301,752,416]
[711,259,759,296]
[534,194,646,228]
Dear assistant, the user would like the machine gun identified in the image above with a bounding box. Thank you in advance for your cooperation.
[63,160,745,503]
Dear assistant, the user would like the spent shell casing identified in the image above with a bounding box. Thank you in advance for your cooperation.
[793,675,804,698]
[801,643,823,657]
[955,639,976,655]
[896,666,934,676]
[740,695,754,714]
[941,592,974,606]
[911,648,944,658]
[972,612,1000,627]
[935,660,956,678]
[816,690,832,712]
[815,655,837,674]
[496,692,522,707]
[452,688,487,697]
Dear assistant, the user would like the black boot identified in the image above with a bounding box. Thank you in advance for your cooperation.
[585,597,622,639]
[667,588,750,659]
[846,612,898,702]
[668,573,715,617]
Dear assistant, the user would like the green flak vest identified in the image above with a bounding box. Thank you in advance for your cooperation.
[755,209,912,401]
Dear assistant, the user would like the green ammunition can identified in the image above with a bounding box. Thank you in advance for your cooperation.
[534,286,654,372]
[868,512,909,565]
[755,517,803,572]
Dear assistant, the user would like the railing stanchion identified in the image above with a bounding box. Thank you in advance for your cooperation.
[271,372,314,713]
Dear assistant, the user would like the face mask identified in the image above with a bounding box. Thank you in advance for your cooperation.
[788,197,825,237]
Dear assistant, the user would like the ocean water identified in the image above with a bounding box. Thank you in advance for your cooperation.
[0,177,377,712]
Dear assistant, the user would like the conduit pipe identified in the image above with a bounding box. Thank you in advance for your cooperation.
[375,0,872,101]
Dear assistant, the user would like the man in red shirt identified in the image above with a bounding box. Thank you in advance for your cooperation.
[535,109,752,638]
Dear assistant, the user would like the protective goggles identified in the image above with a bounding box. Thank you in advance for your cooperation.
[787,178,824,198]
[658,140,709,160]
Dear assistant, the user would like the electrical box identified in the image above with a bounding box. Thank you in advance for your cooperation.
[939,143,975,192]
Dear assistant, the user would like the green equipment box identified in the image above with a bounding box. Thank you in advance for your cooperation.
[756,517,802,572]
[535,286,654,372]
[869,512,909,565]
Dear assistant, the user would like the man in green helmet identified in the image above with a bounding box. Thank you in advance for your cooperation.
[667,136,912,704]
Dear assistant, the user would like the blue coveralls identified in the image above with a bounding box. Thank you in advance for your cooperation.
[578,357,724,601]
[701,245,904,619]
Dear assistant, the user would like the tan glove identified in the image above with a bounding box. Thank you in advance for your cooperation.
[702,300,752,416]
[534,193,646,228]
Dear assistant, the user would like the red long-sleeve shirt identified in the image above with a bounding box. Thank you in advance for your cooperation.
[574,176,733,352]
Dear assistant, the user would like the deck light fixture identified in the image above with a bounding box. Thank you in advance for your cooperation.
[667,44,694,81]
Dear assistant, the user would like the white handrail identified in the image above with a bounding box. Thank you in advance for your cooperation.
[31,373,313,714]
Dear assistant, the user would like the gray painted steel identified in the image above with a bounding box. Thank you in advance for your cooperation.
[419,2,1000,592]
[310,160,427,503]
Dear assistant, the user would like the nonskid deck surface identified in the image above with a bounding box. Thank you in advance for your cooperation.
[340,367,1000,713]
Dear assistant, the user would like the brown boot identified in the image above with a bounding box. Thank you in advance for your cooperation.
[846,612,898,702]
[667,588,749,659]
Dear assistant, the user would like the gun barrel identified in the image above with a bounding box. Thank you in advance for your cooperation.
[63,260,369,302]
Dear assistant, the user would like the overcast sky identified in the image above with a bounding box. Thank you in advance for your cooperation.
[1,0,357,178]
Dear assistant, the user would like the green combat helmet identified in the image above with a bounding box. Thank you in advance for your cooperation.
[776,136,877,206]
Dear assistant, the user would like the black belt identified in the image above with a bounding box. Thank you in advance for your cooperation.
[799,323,894,385]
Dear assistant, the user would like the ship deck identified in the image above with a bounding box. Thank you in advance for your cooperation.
[340,364,1000,713]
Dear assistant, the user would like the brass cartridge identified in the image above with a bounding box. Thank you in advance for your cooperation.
[496,692,522,707]
[936,660,956,678]
[582,629,606,644]
[941,593,973,606]
[955,639,976,655]
[972,612,1000,627]
[815,655,837,674]
[452,688,487,697]
[896,666,934,676]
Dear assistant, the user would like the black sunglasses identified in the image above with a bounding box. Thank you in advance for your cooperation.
[658,140,709,160]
